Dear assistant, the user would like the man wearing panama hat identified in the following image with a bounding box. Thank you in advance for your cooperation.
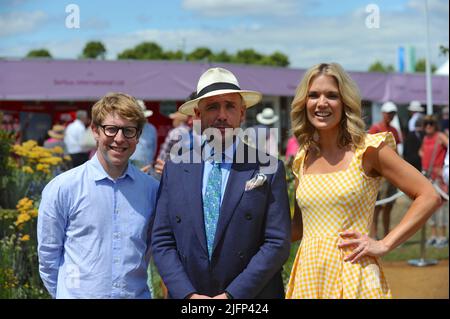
[152,67,290,299]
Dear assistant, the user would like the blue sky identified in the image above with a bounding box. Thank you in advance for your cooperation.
[0,0,448,71]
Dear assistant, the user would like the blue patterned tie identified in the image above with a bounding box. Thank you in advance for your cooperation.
[204,161,222,259]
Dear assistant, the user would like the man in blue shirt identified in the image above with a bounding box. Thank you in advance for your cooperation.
[37,92,159,298]
[130,99,157,169]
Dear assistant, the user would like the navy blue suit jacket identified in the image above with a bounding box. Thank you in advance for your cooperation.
[151,144,291,299]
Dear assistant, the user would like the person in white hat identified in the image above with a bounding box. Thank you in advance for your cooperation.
[130,99,157,169]
[248,107,279,157]
[152,67,290,299]
[407,100,425,133]
[368,101,402,239]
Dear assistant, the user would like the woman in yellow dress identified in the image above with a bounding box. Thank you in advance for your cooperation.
[286,63,441,299]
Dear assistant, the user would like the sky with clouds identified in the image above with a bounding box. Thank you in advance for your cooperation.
[0,0,448,71]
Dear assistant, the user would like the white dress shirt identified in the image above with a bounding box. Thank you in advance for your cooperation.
[64,119,87,154]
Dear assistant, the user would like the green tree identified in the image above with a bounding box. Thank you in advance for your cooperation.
[211,50,232,63]
[163,50,184,60]
[368,60,394,72]
[26,49,52,58]
[117,48,138,59]
[439,45,448,57]
[414,58,437,73]
[117,42,164,60]
[187,47,213,61]
[82,41,106,59]
[265,51,290,67]
[233,49,263,65]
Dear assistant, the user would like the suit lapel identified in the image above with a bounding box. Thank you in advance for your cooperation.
[182,161,208,255]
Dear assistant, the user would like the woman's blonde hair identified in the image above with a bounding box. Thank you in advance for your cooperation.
[91,92,146,132]
[291,63,366,152]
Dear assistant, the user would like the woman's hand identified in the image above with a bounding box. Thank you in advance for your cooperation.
[338,230,390,263]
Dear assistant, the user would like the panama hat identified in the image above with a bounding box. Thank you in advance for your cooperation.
[407,100,424,112]
[137,99,153,118]
[169,111,188,121]
[381,101,398,113]
[178,67,262,116]
[48,124,65,139]
[256,107,279,125]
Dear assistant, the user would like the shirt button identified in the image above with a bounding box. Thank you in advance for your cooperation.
[114,257,120,264]
[113,282,120,288]
[113,232,121,239]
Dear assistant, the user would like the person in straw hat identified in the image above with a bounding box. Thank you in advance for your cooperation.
[152,67,290,299]
[44,124,66,151]
[368,101,402,239]
[407,100,425,133]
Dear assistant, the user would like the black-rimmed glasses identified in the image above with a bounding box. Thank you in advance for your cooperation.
[100,125,139,138]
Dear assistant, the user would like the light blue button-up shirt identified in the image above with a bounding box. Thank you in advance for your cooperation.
[202,140,239,205]
[37,153,159,298]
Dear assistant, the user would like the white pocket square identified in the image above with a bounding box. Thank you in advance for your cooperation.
[245,173,267,191]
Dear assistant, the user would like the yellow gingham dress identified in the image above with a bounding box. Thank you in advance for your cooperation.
[286,132,395,299]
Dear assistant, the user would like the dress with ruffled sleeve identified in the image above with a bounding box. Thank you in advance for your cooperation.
[286,133,396,299]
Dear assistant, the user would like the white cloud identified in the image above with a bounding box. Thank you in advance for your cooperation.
[1,1,447,72]
[182,0,300,16]
[0,11,48,37]
[408,0,449,14]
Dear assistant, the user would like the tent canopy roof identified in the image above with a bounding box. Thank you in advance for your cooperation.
[0,59,448,105]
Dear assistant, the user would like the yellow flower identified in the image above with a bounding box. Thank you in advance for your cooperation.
[52,146,64,154]
[64,155,72,161]
[36,163,50,172]
[22,140,37,150]
[22,166,34,174]
[13,144,29,157]
[39,156,62,166]
[15,212,31,226]
[30,208,38,218]
[16,197,33,212]
[19,234,30,241]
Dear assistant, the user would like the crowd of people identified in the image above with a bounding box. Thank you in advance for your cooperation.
[3,63,446,299]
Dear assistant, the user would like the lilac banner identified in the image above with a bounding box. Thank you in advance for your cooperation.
[0,59,448,105]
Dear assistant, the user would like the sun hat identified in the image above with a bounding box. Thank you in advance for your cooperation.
[256,107,279,125]
[178,67,262,116]
[381,101,398,113]
[407,100,424,112]
[169,111,188,121]
[48,124,65,139]
[137,99,153,118]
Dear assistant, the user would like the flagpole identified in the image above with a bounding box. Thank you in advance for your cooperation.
[424,0,433,115]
